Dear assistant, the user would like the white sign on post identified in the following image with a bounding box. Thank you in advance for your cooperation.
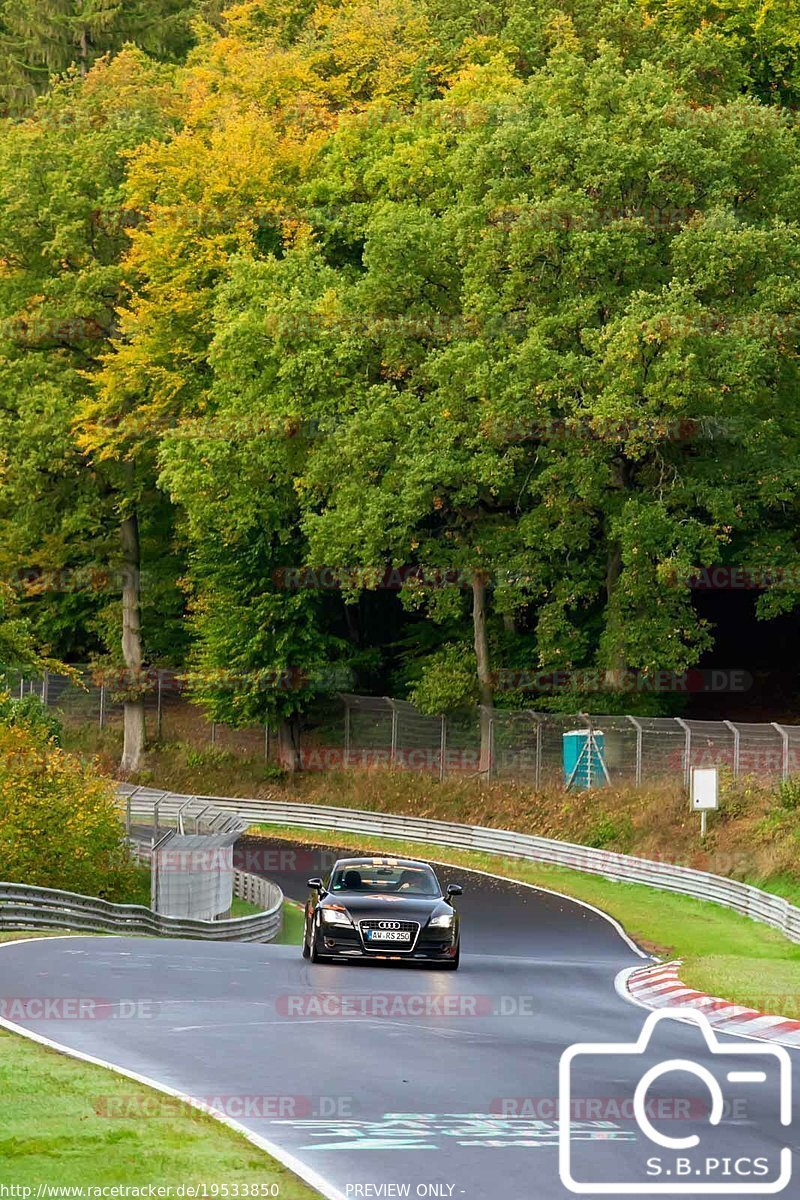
[691,767,718,840]
[691,767,719,811]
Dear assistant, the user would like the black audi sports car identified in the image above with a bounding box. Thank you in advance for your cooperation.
[302,856,462,968]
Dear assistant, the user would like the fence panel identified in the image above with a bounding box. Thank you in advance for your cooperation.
[733,723,788,778]
[637,716,688,779]
[491,711,539,782]
[6,669,800,789]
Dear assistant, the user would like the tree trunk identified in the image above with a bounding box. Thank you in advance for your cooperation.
[120,511,146,774]
[279,714,301,771]
[603,545,626,691]
[79,28,89,76]
[472,571,493,775]
[343,600,361,646]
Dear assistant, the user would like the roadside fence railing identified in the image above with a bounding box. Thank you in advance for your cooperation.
[116,784,800,946]
[6,668,800,788]
[0,876,283,941]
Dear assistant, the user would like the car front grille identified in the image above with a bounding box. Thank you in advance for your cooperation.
[359,919,421,951]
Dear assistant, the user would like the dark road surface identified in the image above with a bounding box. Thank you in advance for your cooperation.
[0,836,796,1199]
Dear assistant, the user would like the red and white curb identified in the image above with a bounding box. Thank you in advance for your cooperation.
[625,961,800,1049]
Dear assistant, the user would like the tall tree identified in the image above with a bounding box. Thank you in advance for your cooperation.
[0,0,202,112]
[0,50,183,770]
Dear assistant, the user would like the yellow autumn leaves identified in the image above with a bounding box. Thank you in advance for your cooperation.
[0,723,139,900]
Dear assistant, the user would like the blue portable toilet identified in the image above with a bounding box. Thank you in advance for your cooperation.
[563,729,608,789]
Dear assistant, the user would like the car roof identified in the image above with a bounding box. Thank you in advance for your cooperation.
[331,856,433,870]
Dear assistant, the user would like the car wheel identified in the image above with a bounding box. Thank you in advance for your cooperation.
[438,945,460,971]
[301,920,311,959]
[309,924,329,964]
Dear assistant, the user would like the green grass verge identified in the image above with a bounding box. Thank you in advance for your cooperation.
[0,1025,319,1192]
[276,899,305,945]
[0,931,75,943]
[747,871,800,909]
[227,898,303,946]
[228,895,263,917]
[251,823,800,1017]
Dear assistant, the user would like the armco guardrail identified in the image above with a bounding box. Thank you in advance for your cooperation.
[117,784,800,945]
[0,877,282,942]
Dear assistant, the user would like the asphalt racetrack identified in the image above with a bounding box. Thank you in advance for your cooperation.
[1,837,797,1199]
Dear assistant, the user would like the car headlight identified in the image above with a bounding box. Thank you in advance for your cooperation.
[321,906,353,926]
[429,913,455,928]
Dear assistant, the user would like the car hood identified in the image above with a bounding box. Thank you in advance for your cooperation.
[322,893,447,919]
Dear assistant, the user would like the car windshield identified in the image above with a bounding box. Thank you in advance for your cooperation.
[329,862,440,897]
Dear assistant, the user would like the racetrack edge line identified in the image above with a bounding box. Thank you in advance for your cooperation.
[0,935,347,1200]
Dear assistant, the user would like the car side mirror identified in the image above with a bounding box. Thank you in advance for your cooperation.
[307,877,325,892]
[446,883,463,898]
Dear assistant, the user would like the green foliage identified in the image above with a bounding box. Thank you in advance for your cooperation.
[0,50,185,673]
[262,761,289,782]
[586,811,634,852]
[3,0,800,733]
[777,777,800,812]
[0,690,63,743]
[716,770,776,822]
[410,643,478,713]
[0,0,205,113]
[184,744,237,768]
[0,583,43,671]
[0,722,137,899]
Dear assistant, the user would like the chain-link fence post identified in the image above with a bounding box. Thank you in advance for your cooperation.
[522,711,544,788]
[99,683,106,730]
[773,722,790,780]
[343,696,351,768]
[723,719,740,777]
[156,670,163,741]
[534,713,543,789]
[439,714,447,783]
[387,697,398,766]
[676,718,691,787]
[628,715,643,786]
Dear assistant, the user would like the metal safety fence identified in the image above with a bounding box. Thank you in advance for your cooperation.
[117,785,800,945]
[122,787,283,927]
[5,668,800,787]
[0,876,283,941]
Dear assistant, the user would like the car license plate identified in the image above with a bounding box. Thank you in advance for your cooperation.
[367,930,411,942]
